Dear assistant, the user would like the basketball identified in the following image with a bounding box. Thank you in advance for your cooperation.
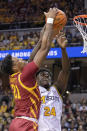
[46,9,67,31]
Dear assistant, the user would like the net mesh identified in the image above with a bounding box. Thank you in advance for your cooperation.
[73,16,87,53]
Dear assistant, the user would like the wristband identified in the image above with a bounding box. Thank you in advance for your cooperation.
[47,18,54,24]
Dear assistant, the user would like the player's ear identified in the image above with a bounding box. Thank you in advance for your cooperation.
[12,65,17,73]
[12,63,19,73]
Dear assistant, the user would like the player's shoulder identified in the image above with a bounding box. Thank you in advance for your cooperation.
[10,72,20,78]
[39,85,58,93]
[50,85,63,100]
[50,84,57,92]
[39,86,47,93]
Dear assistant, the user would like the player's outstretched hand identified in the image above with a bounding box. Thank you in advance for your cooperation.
[44,7,58,19]
[56,31,67,49]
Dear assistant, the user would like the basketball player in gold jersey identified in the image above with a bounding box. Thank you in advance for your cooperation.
[29,30,70,131]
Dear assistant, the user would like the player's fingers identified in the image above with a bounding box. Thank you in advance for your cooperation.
[56,36,66,42]
[56,33,63,38]
[64,40,67,43]
[57,31,64,36]
[59,32,65,35]
[58,33,66,38]
[56,30,65,36]
[60,34,66,38]
[56,31,61,37]
[49,8,52,11]
[53,8,58,15]
[55,34,59,38]
[53,7,58,11]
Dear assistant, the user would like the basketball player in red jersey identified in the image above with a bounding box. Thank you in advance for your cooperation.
[1,8,58,131]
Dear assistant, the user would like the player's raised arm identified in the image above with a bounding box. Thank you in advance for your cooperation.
[28,25,46,63]
[54,32,70,95]
[20,8,58,81]
[33,8,58,68]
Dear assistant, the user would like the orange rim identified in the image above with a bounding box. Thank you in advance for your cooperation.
[73,15,87,26]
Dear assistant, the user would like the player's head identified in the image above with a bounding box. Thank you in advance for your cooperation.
[36,68,52,89]
[1,54,26,75]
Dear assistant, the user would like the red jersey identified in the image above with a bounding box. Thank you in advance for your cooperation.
[9,61,41,119]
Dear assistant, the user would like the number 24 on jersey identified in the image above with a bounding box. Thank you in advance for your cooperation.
[41,96,56,116]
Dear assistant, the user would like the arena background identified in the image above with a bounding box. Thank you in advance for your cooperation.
[0,0,87,131]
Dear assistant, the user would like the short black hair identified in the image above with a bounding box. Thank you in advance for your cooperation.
[36,68,52,78]
[1,54,13,75]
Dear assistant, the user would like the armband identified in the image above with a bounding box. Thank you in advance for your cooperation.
[47,18,54,24]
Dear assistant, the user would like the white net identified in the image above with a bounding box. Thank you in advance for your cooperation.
[73,15,87,53]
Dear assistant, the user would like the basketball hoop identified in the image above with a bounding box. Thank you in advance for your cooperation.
[73,15,87,53]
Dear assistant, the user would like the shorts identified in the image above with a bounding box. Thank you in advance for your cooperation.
[9,118,38,131]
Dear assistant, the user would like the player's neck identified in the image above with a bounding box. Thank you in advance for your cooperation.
[43,85,50,90]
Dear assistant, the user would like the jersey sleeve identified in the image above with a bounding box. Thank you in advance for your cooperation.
[20,61,38,87]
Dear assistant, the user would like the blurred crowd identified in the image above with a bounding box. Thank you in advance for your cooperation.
[0,1,86,131]
[0,30,40,51]
[62,97,87,131]
[0,0,84,25]
[0,92,14,131]
[0,92,87,131]
[0,27,83,51]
